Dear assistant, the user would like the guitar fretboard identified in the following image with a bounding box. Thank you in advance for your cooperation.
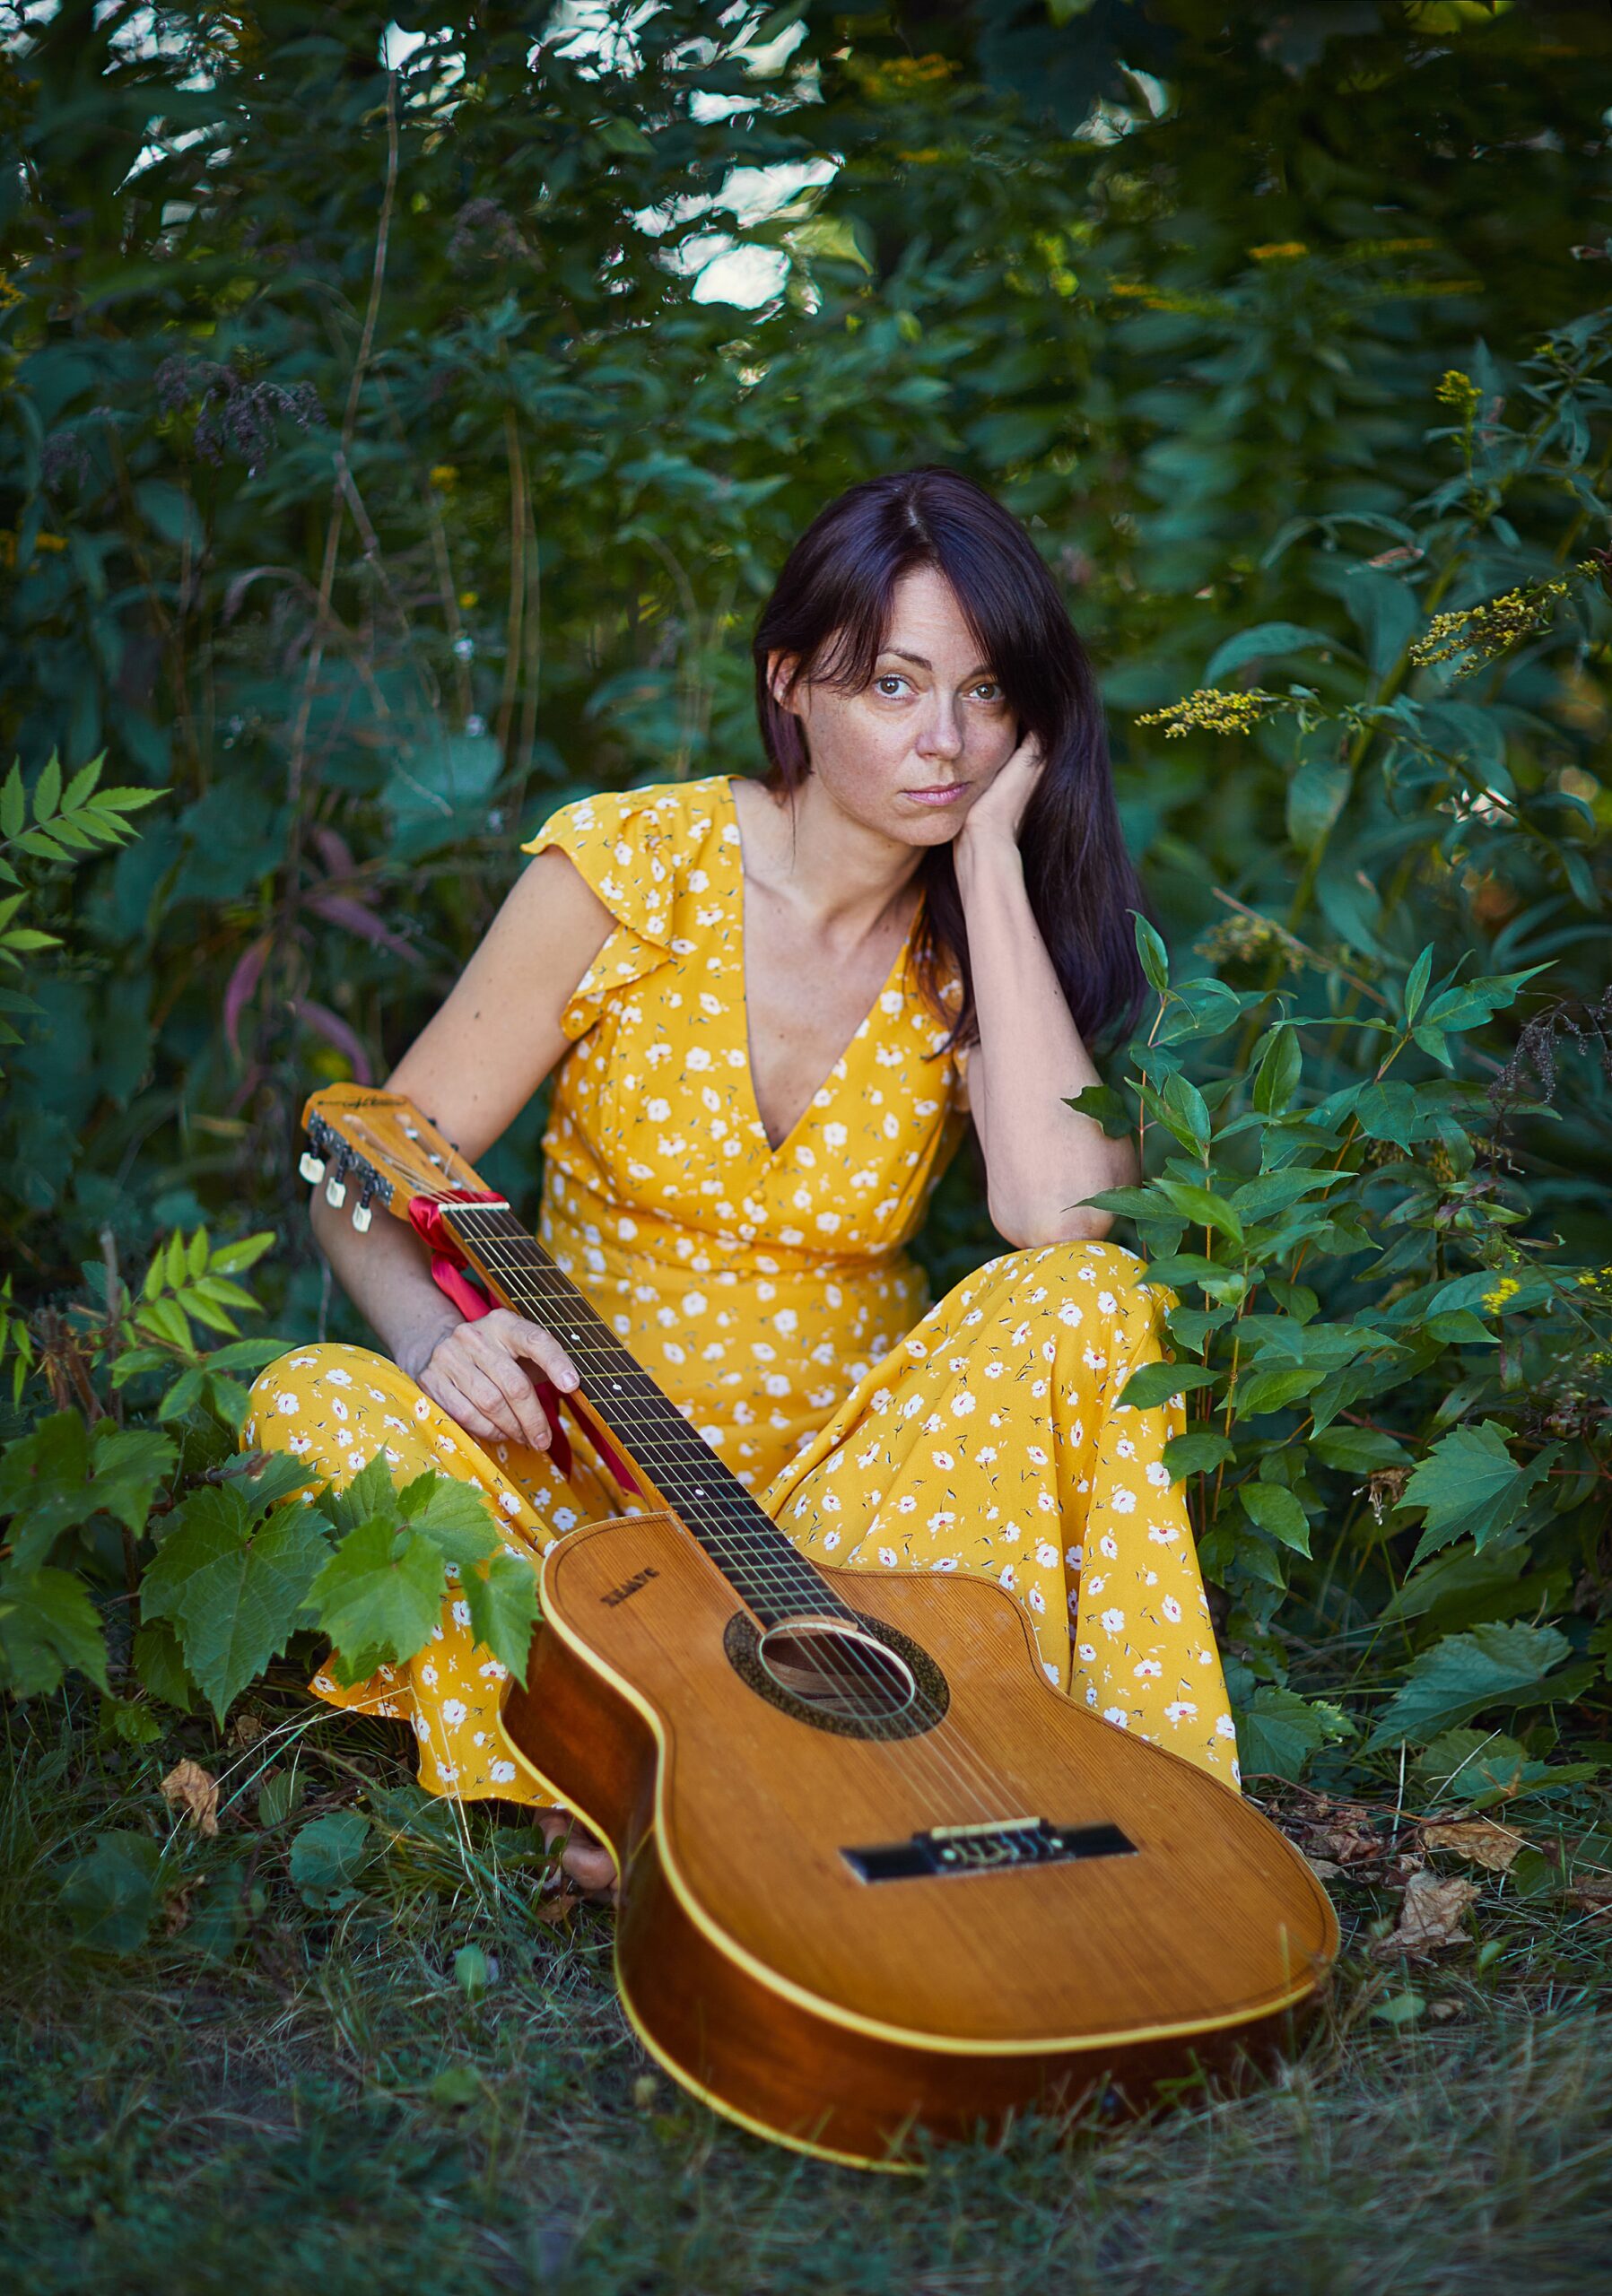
[447,1201,851,1630]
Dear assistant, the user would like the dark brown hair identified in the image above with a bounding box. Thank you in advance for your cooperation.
[751,465,1146,1052]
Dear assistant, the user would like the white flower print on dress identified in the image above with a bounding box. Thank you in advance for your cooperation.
[1100,1607,1126,1633]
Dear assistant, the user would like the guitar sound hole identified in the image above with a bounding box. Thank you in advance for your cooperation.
[757,1622,916,1722]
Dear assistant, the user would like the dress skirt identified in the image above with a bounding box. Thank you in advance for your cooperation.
[245,1240,1241,1798]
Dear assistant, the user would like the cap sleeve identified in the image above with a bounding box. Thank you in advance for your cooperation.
[521,787,678,1040]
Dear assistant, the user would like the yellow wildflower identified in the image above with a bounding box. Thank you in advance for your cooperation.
[1136,688,1277,738]
[1434,369,1481,419]
[457,588,477,610]
[1410,581,1568,678]
[430,464,458,491]
[1481,1275,1521,1313]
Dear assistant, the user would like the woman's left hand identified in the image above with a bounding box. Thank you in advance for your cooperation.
[957,729,1045,854]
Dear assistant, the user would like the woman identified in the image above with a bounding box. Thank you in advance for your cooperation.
[247,467,1239,1891]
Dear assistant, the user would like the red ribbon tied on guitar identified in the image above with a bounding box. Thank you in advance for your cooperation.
[405,1189,640,1500]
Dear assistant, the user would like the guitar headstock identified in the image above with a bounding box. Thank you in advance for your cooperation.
[300,1084,495,1233]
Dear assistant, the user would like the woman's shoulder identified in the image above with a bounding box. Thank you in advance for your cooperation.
[519,775,736,954]
[522,774,733,865]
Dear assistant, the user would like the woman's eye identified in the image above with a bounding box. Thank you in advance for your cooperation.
[874,675,908,697]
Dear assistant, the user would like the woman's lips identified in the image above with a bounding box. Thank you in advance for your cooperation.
[903,784,970,806]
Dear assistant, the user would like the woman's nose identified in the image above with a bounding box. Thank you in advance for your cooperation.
[916,700,963,759]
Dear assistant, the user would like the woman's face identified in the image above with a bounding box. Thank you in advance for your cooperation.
[769,565,1023,845]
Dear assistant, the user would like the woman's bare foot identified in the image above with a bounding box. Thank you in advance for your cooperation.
[538,1807,618,1900]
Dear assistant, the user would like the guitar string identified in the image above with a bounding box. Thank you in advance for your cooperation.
[320,1132,1028,1820]
[448,1201,1041,1822]
[449,1204,1036,1824]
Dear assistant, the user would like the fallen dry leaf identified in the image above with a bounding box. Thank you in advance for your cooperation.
[1372,1870,1480,1960]
[1566,1877,1612,1915]
[1304,1857,1346,1881]
[161,1758,220,1836]
[1422,1817,1523,1873]
[1309,1822,1382,1866]
[228,1711,266,1749]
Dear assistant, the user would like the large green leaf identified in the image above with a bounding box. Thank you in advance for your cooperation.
[142,1484,331,1722]
[1399,1422,1555,1561]
[464,1551,541,1684]
[305,1519,447,1686]
[1367,1623,1575,1751]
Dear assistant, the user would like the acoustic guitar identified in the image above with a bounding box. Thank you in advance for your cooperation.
[300,1083,1338,2170]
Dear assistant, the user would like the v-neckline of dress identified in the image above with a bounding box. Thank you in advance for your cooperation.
[719,774,921,1164]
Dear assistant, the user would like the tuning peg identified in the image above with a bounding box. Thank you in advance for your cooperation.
[300,1151,326,1184]
[325,1153,349,1209]
[353,1179,377,1234]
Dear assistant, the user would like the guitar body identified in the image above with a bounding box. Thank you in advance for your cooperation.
[503,1512,1338,2170]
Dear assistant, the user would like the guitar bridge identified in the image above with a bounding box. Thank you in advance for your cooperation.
[841,1817,1137,1883]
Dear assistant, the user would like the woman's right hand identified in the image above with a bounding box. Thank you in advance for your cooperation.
[406,1309,582,1451]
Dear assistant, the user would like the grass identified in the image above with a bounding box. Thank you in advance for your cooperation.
[5,1684,1612,2296]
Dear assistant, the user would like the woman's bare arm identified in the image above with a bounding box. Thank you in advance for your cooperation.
[953,838,1139,1248]
[308,845,615,1446]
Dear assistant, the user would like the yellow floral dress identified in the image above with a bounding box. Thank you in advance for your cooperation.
[246,774,1239,1799]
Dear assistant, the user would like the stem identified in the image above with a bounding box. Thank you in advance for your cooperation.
[495,408,527,765]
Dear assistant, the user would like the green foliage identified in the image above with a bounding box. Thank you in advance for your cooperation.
[289,1810,374,1911]
[0,4,1609,1802]
[56,1829,163,1953]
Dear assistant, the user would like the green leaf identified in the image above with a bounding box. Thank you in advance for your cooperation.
[0,763,23,839]
[1203,623,1341,683]
[1239,1481,1312,1555]
[1286,752,1352,851]
[1235,1687,1331,1779]
[0,1413,176,1568]
[0,1562,110,1695]
[1155,1179,1244,1244]
[463,1551,540,1683]
[1160,1068,1211,1151]
[305,1518,445,1684]
[142,1484,331,1722]
[132,1618,196,1711]
[1251,1026,1301,1118]
[455,1943,492,1999]
[1133,912,1169,996]
[1403,945,1433,1024]
[32,751,62,824]
[1399,1422,1555,1560]
[290,1811,372,1911]
[1160,1430,1235,1480]
[1235,1363,1327,1419]
[57,1831,161,1952]
[1064,1083,1133,1137]
[1368,1623,1574,1751]
[1115,1361,1222,1412]
[1309,1426,1413,1474]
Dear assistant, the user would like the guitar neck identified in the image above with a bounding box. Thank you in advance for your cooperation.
[443,1199,848,1630]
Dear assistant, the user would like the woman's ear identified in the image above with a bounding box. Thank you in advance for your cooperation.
[766,648,801,713]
